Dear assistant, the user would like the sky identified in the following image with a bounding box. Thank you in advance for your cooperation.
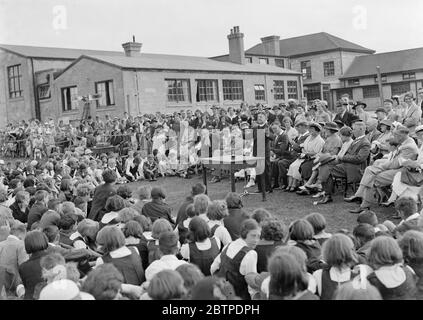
[1,0,423,57]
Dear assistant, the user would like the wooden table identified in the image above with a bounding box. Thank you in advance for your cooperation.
[200,155,267,201]
[92,145,117,155]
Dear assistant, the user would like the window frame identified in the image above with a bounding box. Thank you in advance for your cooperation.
[391,82,411,96]
[61,86,78,112]
[374,75,387,83]
[95,80,115,108]
[7,64,23,99]
[362,85,380,99]
[259,57,269,65]
[37,83,51,100]
[347,78,360,86]
[166,79,191,103]
[246,57,253,63]
[402,72,416,80]
[222,80,244,101]
[196,79,219,103]
[254,84,266,101]
[273,80,285,100]
[275,58,285,68]
[323,61,335,77]
[287,80,298,99]
[300,60,312,80]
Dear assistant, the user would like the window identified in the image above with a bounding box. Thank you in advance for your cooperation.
[374,75,387,83]
[287,81,298,99]
[362,85,380,98]
[259,58,269,65]
[223,80,244,101]
[196,80,218,102]
[61,86,78,112]
[301,60,312,80]
[38,84,51,100]
[166,79,191,103]
[275,59,284,68]
[305,84,321,101]
[254,84,265,101]
[403,72,416,80]
[347,78,360,86]
[95,80,115,107]
[7,64,23,98]
[323,61,335,77]
[246,57,253,63]
[391,82,411,96]
[273,81,285,100]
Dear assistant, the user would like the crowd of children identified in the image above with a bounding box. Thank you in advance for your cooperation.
[1,164,423,300]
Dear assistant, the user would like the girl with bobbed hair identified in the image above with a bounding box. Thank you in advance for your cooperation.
[70,219,100,256]
[206,200,232,247]
[58,178,74,202]
[180,217,221,276]
[305,212,332,246]
[211,219,261,300]
[95,226,145,285]
[175,263,204,299]
[255,219,287,273]
[398,230,423,299]
[147,218,175,265]
[289,219,323,273]
[82,263,124,300]
[268,252,310,300]
[260,245,318,300]
[148,269,187,300]
[312,234,360,300]
[19,230,49,299]
[123,220,149,271]
[223,192,249,241]
[367,236,417,300]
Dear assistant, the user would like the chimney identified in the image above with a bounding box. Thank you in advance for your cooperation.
[122,35,142,57]
[260,35,280,56]
[227,26,245,64]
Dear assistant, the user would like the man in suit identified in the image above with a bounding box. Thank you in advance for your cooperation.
[316,120,371,204]
[251,111,275,194]
[333,101,359,128]
[346,125,419,213]
[366,118,381,143]
[276,120,310,189]
[270,122,289,189]
[402,91,422,136]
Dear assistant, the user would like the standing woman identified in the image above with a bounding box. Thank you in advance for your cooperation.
[211,219,261,300]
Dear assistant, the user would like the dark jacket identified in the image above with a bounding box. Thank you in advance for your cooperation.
[141,199,174,226]
[18,250,48,300]
[271,132,290,159]
[223,208,250,241]
[333,111,359,128]
[340,136,371,183]
[175,196,193,226]
[88,183,116,221]
[27,202,48,231]
[9,201,29,223]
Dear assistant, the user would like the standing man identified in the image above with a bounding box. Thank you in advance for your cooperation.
[333,101,359,128]
[270,122,289,189]
[251,112,275,194]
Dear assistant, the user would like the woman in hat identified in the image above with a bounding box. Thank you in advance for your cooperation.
[371,119,393,161]
[299,122,342,192]
[382,125,423,206]
[286,123,325,192]
[353,101,369,124]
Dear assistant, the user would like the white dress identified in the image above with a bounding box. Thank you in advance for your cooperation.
[391,144,423,200]
[287,134,325,180]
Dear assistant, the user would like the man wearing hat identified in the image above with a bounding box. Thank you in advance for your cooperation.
[270,122,289,189]
[333,101,359,128]
[315,121,371,205]
[346,124,419,213]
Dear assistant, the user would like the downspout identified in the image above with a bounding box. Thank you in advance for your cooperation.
[30,58,41,120]
[134,70,140,115]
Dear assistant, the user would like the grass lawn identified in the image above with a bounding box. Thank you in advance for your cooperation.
[127,174,397,233]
